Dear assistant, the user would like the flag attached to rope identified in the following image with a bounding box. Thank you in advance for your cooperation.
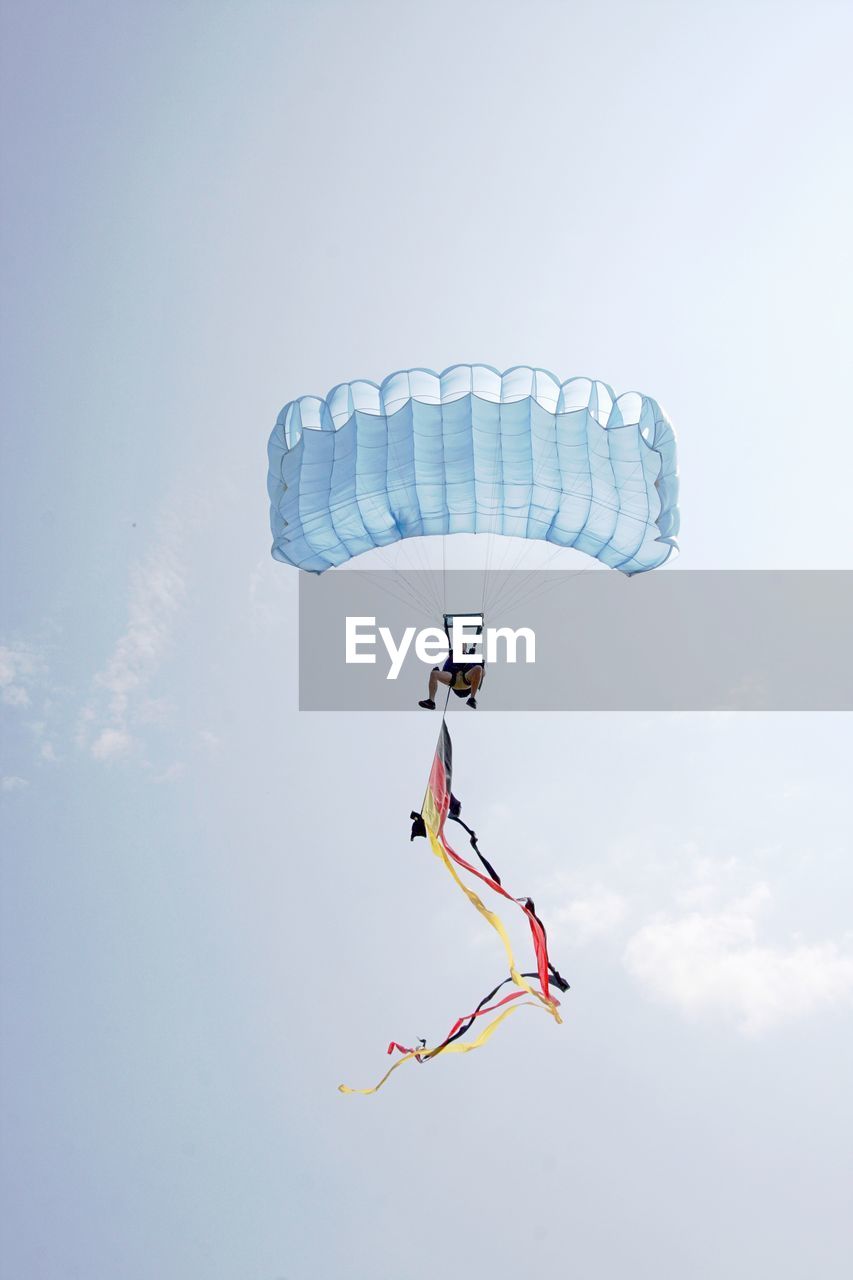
[339,723,569,1095]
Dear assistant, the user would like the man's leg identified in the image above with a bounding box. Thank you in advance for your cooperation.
[466,665,482,708]
[419,668,451,709]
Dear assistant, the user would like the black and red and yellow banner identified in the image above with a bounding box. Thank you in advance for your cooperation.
[340,724,569,1095]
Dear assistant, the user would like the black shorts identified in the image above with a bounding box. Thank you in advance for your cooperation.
[441,660,483,697]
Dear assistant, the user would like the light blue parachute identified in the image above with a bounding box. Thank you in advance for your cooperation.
[267,365,679,574]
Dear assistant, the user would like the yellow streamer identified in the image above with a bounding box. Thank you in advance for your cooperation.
[338,999,546,1095]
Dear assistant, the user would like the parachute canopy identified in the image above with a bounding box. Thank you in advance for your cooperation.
[268,364,679,575]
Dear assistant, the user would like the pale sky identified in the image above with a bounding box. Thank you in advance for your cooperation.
[2,3,852,1278]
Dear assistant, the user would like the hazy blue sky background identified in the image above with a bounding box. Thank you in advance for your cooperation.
[2,2,852,1277]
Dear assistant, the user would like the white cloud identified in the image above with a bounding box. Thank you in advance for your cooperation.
[91,727,133,761]
[136,696,173,726]
[3,511,191,774]
[624,887,853,1035]
[96,540,185,719]
[1,775,29,793]
[83,519,186,761]
[2,684,29,708]
[151,761,185,783]
[0,644,39,708]
[550,887,628,947]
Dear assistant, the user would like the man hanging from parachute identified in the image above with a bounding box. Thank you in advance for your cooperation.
[419,612,484,710]
[267,364,679,1092]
